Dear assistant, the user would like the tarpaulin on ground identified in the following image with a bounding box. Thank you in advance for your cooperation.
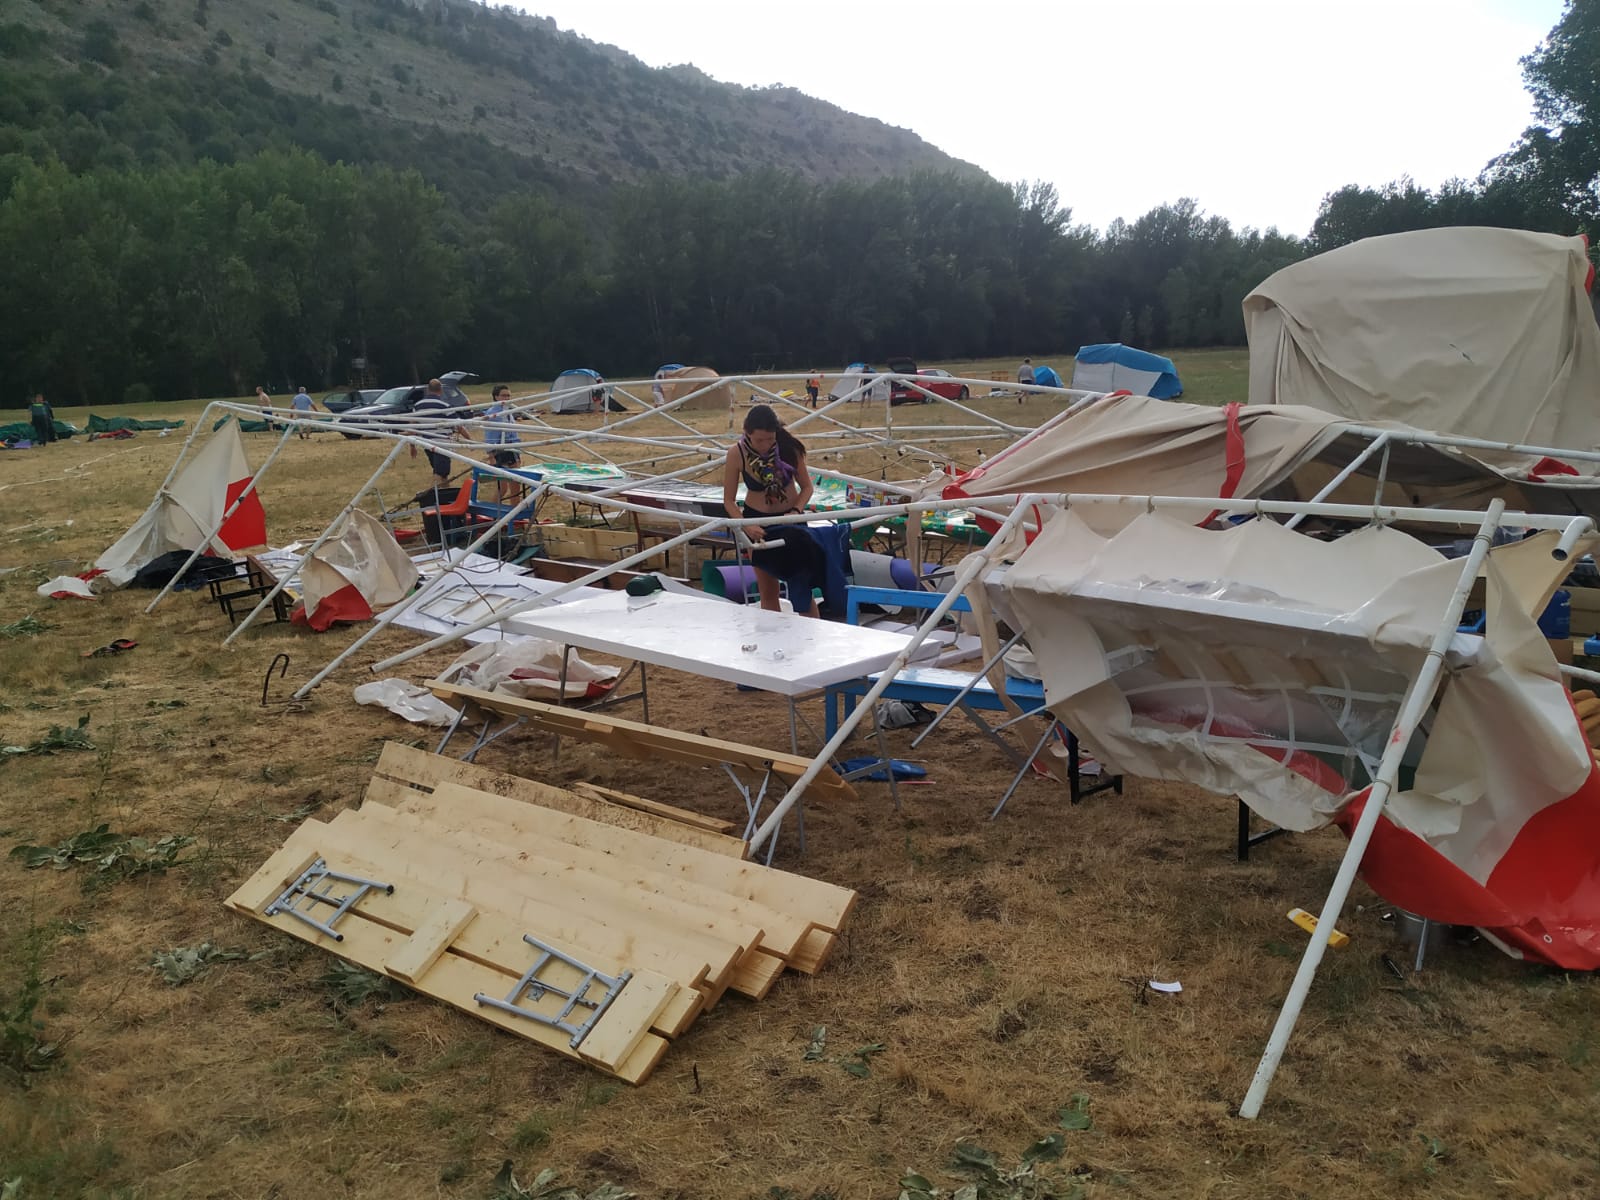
[0,420,81,442]
[87,414,185,433]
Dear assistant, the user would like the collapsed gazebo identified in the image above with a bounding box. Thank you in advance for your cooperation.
[100,242,1600,1114]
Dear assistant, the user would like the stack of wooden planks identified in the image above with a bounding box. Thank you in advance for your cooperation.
[226,743,857,1085]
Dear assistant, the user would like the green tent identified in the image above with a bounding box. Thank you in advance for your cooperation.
[87,414,185,433]
[0,419,80,443]
[211,415,271,433]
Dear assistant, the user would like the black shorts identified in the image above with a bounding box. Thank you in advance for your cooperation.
[492,449,521,469]
[425,448,451,477]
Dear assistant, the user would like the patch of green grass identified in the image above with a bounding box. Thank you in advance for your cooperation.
[510,1113,553,1152]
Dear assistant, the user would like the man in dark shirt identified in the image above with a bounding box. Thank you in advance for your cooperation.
[409,378,458,488]
[28,394,56,445]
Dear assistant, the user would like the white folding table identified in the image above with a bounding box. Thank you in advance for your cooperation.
[500,590,919,848]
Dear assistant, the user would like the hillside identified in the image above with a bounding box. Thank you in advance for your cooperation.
[0,0,981,206]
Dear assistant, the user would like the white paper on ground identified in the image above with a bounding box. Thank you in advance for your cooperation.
[1149,980,1183,994]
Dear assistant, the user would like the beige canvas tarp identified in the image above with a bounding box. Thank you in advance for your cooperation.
[1244,227,1600,450]
[658,366,733,411]
[942,393,1347,530]
[940,392,1600,527]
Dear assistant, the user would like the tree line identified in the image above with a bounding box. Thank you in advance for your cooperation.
[5,0,1598,406]
[0,150,1310,404]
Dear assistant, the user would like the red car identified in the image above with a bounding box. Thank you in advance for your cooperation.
[887,359,972,405]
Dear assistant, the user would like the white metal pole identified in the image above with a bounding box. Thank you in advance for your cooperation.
[1237,498,1507,1119]
[746,499,1036,854]
[143,422,298,614]
[222,440,408,644]
[1284,433,1391,531]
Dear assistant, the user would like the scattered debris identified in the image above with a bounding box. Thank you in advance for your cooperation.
[151,943,268,986]
[318,961,403,1011]
[10,824,194,883]
[0,615,53,640]
[81,638,137,659]
[1149,980,1183,994]
[1,715,94,757]
[489,1161,635,1200]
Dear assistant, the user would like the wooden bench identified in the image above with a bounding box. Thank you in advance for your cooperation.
[428,679,855,857]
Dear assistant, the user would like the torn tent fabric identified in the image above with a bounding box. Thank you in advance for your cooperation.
[999,510,1600,968]
[96,422,266,585]
[292,509,419,631]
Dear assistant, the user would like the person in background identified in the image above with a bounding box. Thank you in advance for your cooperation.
[28,393,55,445]
[1016,357,1034,404]
[482,384,523,504]
[805,370,821,408]
[409,378,458,490]
[722,404,822,617]
[289,386,319,439]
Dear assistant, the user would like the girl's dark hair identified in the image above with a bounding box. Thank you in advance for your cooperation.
[744,404,806,467]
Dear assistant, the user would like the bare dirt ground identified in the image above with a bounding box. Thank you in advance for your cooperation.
[1,373,1597,1199]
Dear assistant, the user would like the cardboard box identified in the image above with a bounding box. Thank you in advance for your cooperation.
[533,524,664,570]
[1569,587,1600,637]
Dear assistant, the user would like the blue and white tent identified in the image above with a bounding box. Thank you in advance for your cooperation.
[550,368,607,414]
[1072,344,1183,399]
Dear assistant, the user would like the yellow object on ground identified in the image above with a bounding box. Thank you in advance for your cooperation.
[1287,907,1349,947]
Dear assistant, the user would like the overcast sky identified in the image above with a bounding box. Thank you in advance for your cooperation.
[514,0,1567,237]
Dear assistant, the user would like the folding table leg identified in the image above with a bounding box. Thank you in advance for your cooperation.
[873,707,901,812]
[991,719,1059,820]
[435,707,467,756]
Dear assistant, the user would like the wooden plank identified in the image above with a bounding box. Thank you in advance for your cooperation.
[346,804,768,971]
[270,819,707,1037]
[234,844,671,1082]
[373,742,749,857]
[574,971,680,1071]
[384,794,812,961]
[426,780,859,933]
[728,948,786,1000]
[225,845,324,916]
[363,773,426,811]
[788,928,837,975]
[570,781,739,835]
[428,682,857,802]
[386,899,478,985]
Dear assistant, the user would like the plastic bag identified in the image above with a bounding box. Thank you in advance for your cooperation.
[353,679,460,726]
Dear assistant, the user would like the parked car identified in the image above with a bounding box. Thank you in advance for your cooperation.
[887,359,971,405]
[336,371,482,438]
[321,387,386,414]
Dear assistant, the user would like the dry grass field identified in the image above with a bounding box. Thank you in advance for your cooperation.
[1,353,1597,1199]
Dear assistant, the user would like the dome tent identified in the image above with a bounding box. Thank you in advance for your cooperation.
[1072,344,1183,399]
